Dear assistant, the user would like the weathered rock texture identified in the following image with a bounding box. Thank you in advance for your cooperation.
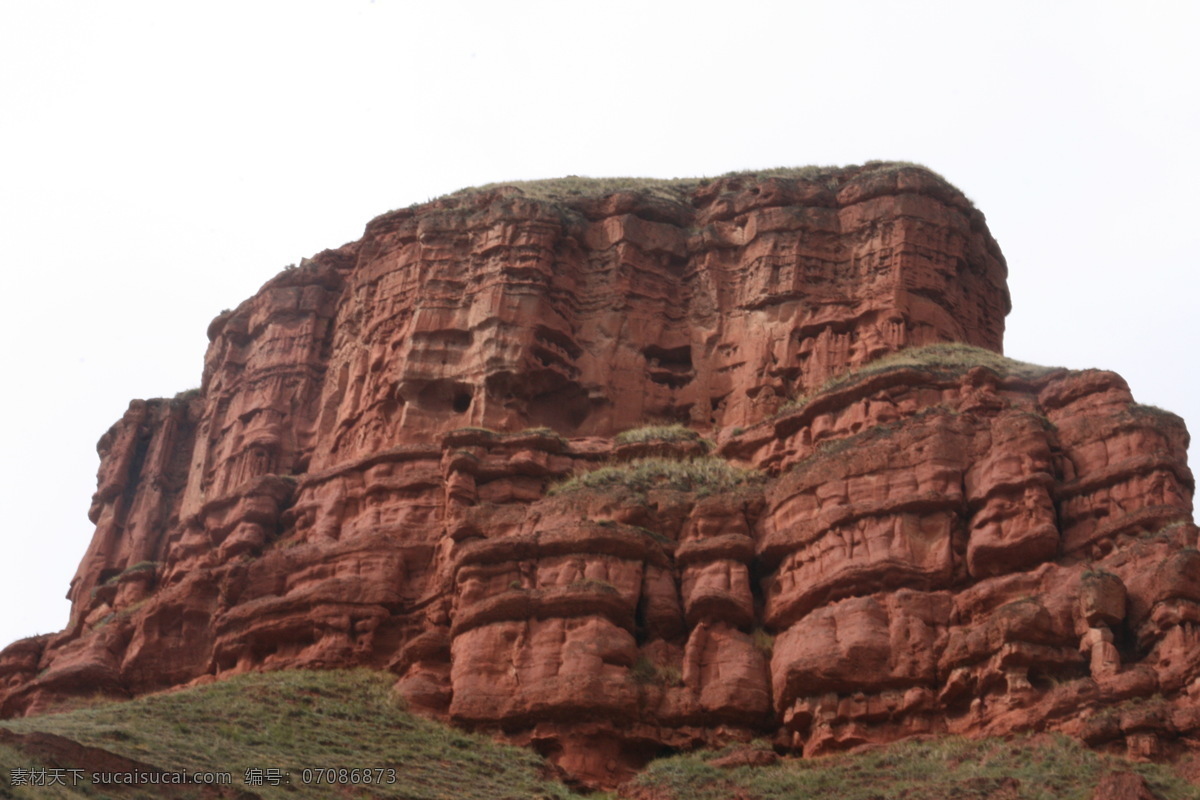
[2,163,1195,787]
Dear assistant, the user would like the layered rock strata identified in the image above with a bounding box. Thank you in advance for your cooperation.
[2,163,1195,787]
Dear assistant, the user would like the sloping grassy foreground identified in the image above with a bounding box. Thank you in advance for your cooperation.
[631,737,1200,800]
[1,670,1197,799]
[0,669,581,800]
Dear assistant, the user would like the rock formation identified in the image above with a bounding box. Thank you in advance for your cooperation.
[1,163,1195,787]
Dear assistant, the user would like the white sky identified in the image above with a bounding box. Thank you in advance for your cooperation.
[1,1,1197,651]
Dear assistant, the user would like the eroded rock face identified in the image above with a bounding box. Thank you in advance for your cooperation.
[2,164,1196,788]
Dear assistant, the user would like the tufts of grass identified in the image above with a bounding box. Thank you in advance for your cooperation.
[549,457,763,499]
[103,561,158,586]
[782,343,1059,414]
[751,628,775,658]
[447,426,568,445]
[632,734,1200,800]
[568,579,619,594]
[449,426,498,435]
[518,426,562,438]
[460,174,705,204]
[630,657,658,684]
[1130,403,1186,424]
[852,343,1058,380]
[1,669,584,800]
[5,675,1197,800]
[631,524,673,545]
[631,657,683,688]
[614,424,705,447]
[447,162,949,207]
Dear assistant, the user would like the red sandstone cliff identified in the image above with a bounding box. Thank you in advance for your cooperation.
[1,163,1194,787]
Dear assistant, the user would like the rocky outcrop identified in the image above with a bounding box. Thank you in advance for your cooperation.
[2,163,1195,788]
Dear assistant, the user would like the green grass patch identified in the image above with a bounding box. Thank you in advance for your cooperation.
[550,457,763,499]
[751,628,775,658]
[1,669,583,800]
[1131,403,1185,423]
[4,678,1197,800]
[632,734,1200,800]
[447,426,568,445]
[782,343,1059,414]
[518,426,562,438]
[630,657,683,688]
[614,424,705,447]
[446,161,947,207]
[103,561,158,586]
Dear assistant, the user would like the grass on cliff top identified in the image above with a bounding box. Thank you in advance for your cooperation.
[448,160,943,206]
[633,735,1200,800]
[0,669,581,800]
[781,343,1060,415]
[549,456,763,499]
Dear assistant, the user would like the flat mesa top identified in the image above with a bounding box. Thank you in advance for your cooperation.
[439,160,962,207]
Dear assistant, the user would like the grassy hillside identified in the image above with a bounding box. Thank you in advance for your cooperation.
[630,737,1200,800]
[0,670,580,800]
[1,670,1197,799]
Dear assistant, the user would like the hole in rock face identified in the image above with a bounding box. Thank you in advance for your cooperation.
[530,738,562,762]
[488,367,593,433]
[650,372,692,389]
[413,379,476,413]
[643,344,692,370]
[527,384,591,432]
[644,344,694,388]
[533,325,583,359]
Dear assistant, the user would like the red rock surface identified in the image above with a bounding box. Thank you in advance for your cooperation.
[2,163,1196,788]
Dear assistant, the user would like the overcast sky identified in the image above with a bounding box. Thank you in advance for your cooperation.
[1,1,1197,650]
